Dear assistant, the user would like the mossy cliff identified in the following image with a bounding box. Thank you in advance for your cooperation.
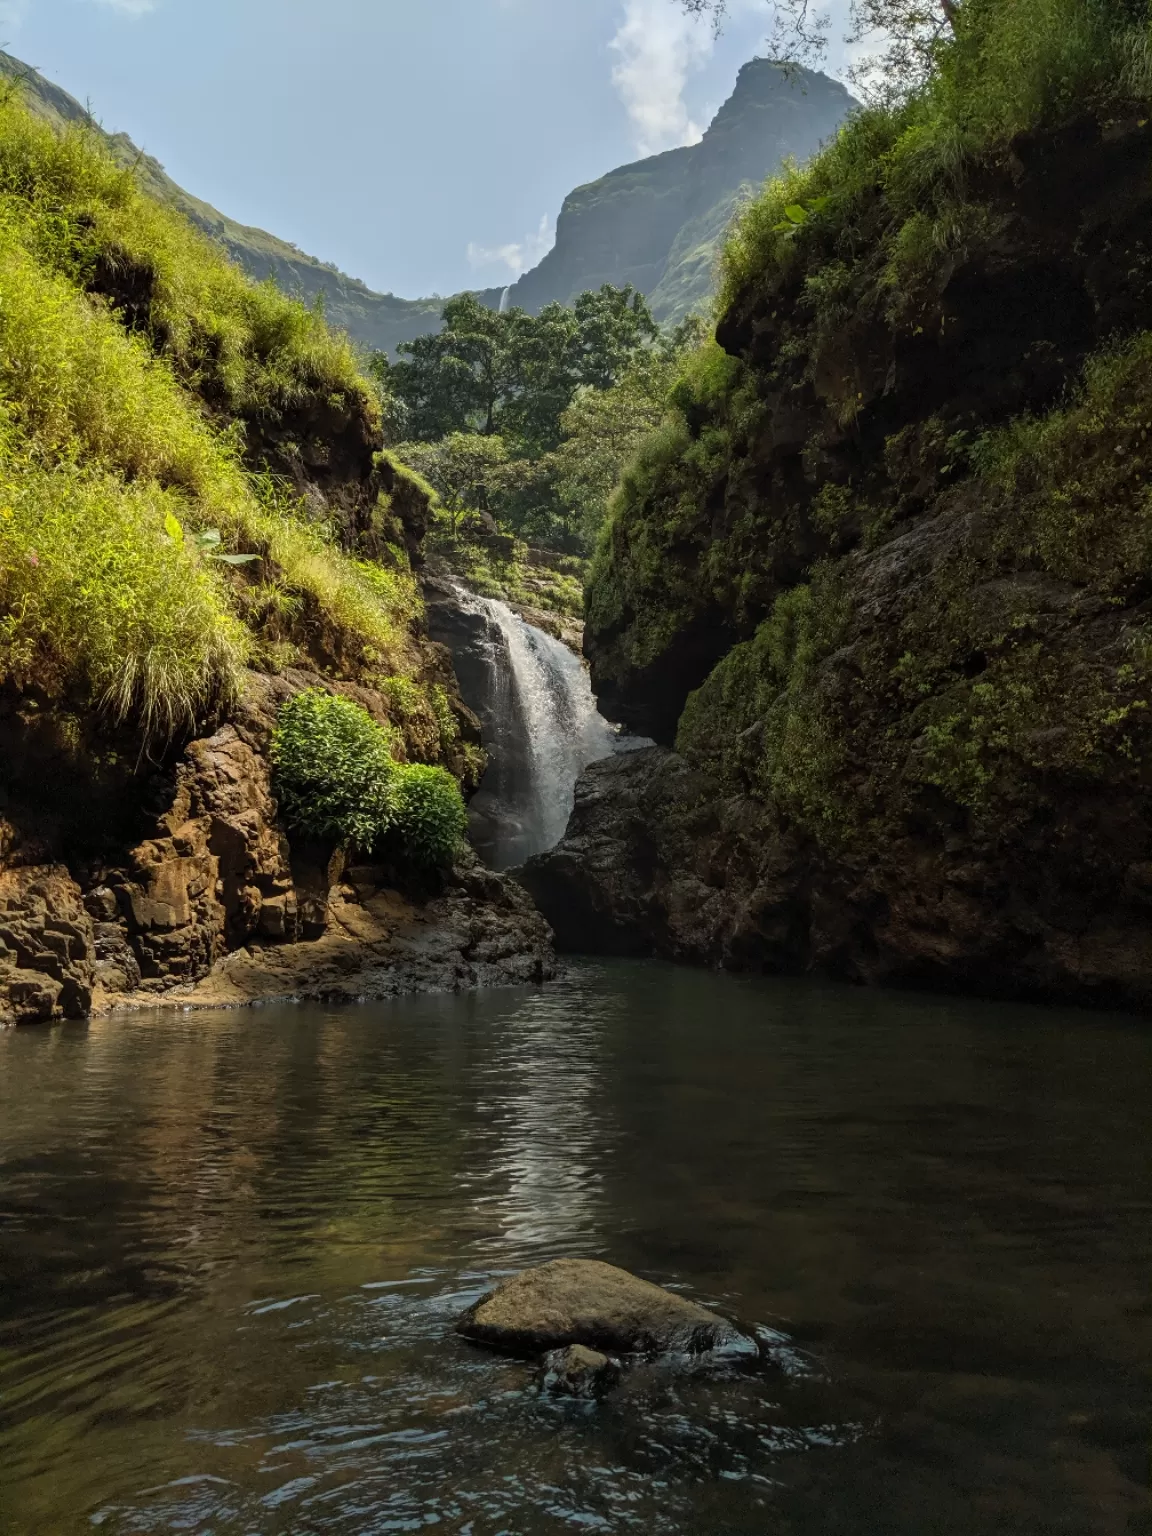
[528,0,1152,1008]
[0,93,550,1025]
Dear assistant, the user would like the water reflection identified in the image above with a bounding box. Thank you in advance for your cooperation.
[465,986,620,1256]
[0,963,1149,1534]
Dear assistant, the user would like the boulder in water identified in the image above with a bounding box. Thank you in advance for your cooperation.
[542,1343,620,1399]
[456,1258,750,1357]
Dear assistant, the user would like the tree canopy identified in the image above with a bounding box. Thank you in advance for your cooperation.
[374,285,658,454]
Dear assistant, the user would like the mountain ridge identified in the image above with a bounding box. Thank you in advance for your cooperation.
[0,50,853,347]
[0,49,466,356]
[505,60,856,323]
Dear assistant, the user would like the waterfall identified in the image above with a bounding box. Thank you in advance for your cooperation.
[445,584,616,871]
[498,286,512,313]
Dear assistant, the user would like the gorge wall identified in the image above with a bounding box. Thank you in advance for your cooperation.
[524,106,1152,1011]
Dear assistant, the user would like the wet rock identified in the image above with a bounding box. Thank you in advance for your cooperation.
[520,747,805,968]
[456,1258,748,1357]
[542,1344,621,1399]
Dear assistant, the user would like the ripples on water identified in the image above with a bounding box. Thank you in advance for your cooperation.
[0,962,1149,1534]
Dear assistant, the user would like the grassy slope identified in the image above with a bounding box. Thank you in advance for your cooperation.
[0,85,451,760]
[588,0,1152,855]
[0,50,459,358]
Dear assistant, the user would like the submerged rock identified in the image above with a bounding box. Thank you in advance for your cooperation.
[542,1343,620,1399]
[456,1258,749,1357]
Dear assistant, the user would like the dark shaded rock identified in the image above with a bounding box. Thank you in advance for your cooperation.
[542,1344,621,1399]
[520,747,807,968]
[586,115,1152,740]
[456,1258,749,1357]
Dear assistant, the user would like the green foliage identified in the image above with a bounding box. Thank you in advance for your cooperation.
[585,337,768,680]
[271,689,468,863]
[381,285,658,455]
[971,331,1152,589]
[677,573,854,837]
[0,456,249,735]
[387,763,468,867]
[395,433,512,535]
[0,89,374,428]
[270,689,400,848]
[547,349,680,547]
[719,0,1152,320]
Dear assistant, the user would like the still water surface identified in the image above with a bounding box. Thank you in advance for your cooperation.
[0,962,1149,1534]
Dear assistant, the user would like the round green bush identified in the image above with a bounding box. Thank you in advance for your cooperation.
[390,764,468,867]
[270,688,399,848]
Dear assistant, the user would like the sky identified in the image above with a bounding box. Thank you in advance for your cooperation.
[3,0,852,298]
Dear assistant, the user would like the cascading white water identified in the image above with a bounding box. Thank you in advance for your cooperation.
[498,286,512,313]
[448,583,616,869]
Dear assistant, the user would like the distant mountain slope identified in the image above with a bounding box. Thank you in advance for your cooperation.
[505,61,857,324]
[0,50,854,349]
[0,50,462,356]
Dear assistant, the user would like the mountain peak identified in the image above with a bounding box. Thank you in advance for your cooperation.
[503,63,856,324]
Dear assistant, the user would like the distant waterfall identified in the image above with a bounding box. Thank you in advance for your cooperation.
[446,584,616,870]
[498,286,512,313]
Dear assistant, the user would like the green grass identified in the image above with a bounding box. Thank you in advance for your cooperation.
[0,86,426,738]
[0,85,373,423]
[0,456,248,735]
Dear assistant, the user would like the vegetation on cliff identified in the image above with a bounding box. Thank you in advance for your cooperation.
[575,0,1152,1000]
[0,85,467,865]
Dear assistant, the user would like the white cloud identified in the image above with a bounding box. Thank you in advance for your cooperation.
[609,0,714,156]
[0,0,27,33]
[466,213,555,278]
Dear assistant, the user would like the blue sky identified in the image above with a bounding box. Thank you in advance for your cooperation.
[7,0,847,297]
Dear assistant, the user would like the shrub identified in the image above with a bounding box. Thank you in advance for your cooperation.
[270,689,400,848]
[388,763,467,867]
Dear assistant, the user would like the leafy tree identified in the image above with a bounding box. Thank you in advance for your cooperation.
[379,284,659,453]
[487,315,708,551]
[393,433,513,536]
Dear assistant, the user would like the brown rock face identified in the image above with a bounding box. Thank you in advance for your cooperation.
[115,680,296,992]
[1,667,552,1024]
[0,865,95,1026]
[457,1259,748,1357]
[132,849,554,1011]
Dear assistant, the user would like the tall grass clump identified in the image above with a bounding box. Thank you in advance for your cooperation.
[0,86,373,424]
[0,455,249,733]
